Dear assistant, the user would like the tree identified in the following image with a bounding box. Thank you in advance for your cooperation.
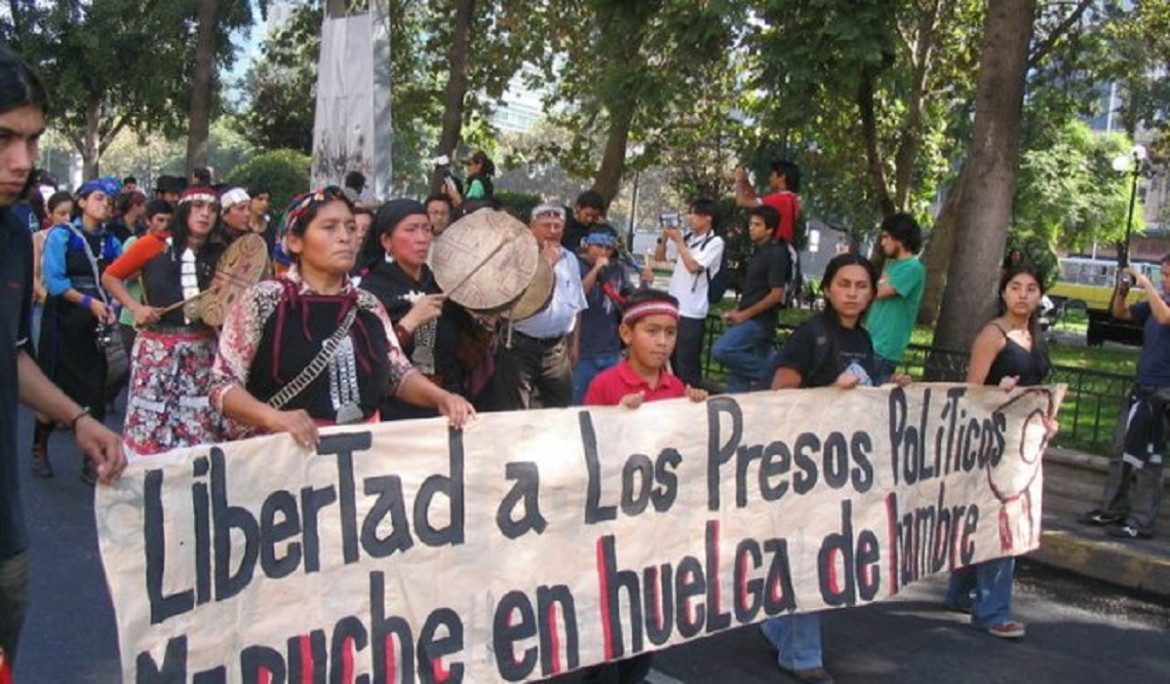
[528,0,747,205]
[1012,120,1139,252]
[1,1,198,177]
[187,0,255,175]
[236,3,323,154]
[430,0,475,192]
[930,0,1036,360]
[224,149,311,215]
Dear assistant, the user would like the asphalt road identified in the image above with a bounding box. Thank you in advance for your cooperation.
[10,404,1170,684]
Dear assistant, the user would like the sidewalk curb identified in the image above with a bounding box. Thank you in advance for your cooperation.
[1033,445,1170,597]
[1032,528,1170,596]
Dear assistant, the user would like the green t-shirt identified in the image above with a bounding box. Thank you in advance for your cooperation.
[866,255,925,362]
[117,235,145,327]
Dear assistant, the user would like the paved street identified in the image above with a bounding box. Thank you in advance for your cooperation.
[11,404,1170,684]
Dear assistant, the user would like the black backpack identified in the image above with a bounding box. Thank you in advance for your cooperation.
[782,240,803,308]
[689,232,729,304]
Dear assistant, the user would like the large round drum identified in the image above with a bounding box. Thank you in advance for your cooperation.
[499,255,554,321]
[200,234,270,327]
[432,209,540,312]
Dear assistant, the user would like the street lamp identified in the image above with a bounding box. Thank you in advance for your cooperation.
[1111,144,1148,267]
[626,143,645,252]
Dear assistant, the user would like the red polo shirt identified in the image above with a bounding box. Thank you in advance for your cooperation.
[584,359,687,406]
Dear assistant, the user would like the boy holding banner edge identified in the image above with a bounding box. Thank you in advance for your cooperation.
[583,289,707,680]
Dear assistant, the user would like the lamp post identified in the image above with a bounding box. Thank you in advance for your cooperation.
[1111,144,1147,267]
[626,143,645,253]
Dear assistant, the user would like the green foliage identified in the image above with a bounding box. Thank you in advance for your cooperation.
[1013,121,1140,254]
[523,0,748,195]
[237,3,322,154]
[493,189,541,223]
[1,0,252,172]
[224,149,311,216]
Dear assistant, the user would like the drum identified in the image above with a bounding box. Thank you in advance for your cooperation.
[200,234,270,327]
[499,255,554,321]
[432,209,540,312]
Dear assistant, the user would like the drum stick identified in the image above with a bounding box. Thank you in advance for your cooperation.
[133,290,208,330]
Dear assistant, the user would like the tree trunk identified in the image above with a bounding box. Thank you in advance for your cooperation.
[431,0,475,193]
[186,0,219,177]
[929,0,1036,370]
[589,4,657,206]
[916,164,968,325]
[81,98,101,179]
[858,68,897,218]
[591,96,637,205]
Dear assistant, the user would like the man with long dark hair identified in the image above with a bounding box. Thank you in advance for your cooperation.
[0,46,125,668]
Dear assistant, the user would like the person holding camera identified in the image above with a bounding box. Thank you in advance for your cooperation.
[1079,256,1170,540]
[34,179,123,483]
[650,198,724,388]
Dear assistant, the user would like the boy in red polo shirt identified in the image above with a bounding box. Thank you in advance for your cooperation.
[584,289,708,407]
[582,289,706,682]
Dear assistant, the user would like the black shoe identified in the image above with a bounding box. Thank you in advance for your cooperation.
[1107,523,1152,540]
[1078,509,1125,526]
[80,460,97,487]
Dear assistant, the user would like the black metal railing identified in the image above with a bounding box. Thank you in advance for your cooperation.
[700,315,1127,456]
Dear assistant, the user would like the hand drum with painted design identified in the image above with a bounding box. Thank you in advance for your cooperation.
[200,234,270,327]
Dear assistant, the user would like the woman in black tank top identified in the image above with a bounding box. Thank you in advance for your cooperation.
[945,263,1054,639]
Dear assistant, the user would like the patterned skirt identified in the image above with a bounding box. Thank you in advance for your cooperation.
[123,327,222,457]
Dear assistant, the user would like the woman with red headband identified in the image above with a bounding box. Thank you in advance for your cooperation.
[102,186,228,456]
[209,187,473,448]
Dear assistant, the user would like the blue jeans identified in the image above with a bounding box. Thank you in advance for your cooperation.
[760,614,823,671]
[572,353,622,405]
[946,556,1015,627]
[711,318,777,392]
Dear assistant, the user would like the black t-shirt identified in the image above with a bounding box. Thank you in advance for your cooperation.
[740,240,790,324]
[561,214,592,252]
[0,206,33,560]
[776,314,876,388]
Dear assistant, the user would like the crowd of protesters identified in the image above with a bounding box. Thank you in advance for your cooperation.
[7,43,1165,684]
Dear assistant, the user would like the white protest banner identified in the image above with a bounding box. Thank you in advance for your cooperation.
[97,383,1060,683]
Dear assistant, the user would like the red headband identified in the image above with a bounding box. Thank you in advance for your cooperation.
[622,300,679,326]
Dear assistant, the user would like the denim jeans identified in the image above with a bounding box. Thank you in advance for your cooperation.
[711,318,778,392]
[572,353,622,405]
[0,550,29,666]
[760,614,823,671]
[946,556,1015,627]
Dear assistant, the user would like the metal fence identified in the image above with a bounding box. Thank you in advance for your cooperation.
[700,315,1127,455]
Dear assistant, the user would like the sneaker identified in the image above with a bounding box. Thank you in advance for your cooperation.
[944,600,972,615]
[987,621,1026,639]
[1107,523,1152,540]
[780,666,835,683]
[1077,509,1125,526]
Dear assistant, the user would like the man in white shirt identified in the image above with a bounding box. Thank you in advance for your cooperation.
[650,198,724,387]
[492,203,588,409]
